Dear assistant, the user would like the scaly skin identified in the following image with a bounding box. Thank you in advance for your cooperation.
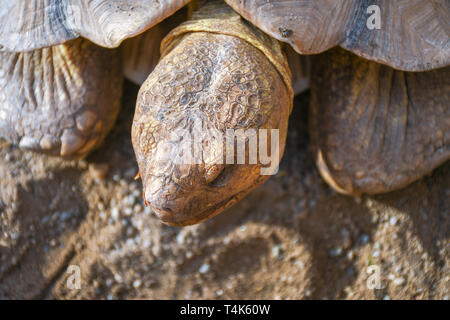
[0,39,122,159]
[132,1,293,226]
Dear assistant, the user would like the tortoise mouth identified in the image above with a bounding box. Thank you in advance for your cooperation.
[149,194,236,227]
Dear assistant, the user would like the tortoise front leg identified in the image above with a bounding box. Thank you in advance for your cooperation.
[0,39,122,159]
[310,48,450,195]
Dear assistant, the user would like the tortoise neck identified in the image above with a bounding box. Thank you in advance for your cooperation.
[190,0,236,20]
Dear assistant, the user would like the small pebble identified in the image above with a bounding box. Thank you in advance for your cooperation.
[59,211,72,221]
[133,219,143,229]
[176,233,185,245]
[123,207,133,216]
[389,216,398,226]
[199,263,210,274]
[114,274,123,283]
[346,250,354,260]
[111,207,120,220]
[142,239,151,249]
[393,277,405,286]
[329,247,342,257]
[272,245,283,259]
[10,232,19,240]
[123,195,136,207]
[359,234,369,245]
[133,279,142,288]
[106,279,113,287]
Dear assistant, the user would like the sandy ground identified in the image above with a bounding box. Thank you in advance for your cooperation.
[0,81,448,300]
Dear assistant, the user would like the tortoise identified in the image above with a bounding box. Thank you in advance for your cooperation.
[0,1,449,226]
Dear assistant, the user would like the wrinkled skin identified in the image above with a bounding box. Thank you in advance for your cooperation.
[0,39,122,158]
[132,31,290,226]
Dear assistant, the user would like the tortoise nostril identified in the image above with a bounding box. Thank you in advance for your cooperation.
[207,165,235,188]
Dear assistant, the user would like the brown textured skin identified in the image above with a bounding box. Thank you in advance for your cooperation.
[0,38,122,159]
[225,0,450,71]
[310,48,450,195]
[132,1,292,226]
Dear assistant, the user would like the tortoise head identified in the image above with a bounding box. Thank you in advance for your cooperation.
[131,24,292,226]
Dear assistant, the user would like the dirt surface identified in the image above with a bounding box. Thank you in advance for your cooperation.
[0,81,448,300]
